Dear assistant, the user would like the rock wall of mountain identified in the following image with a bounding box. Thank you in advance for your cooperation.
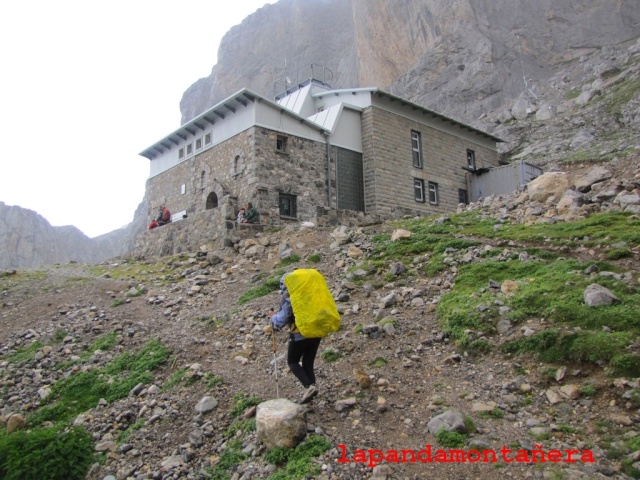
[0,202,130,269]
[179,0,639,125]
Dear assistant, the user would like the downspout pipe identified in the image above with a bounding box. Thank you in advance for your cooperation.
[324,131,331,208]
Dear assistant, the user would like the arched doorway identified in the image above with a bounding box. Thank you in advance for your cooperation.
[206,192,218,210]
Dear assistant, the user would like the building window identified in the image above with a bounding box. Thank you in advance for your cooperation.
[178,148,185,160]
[186,143,193,156]
[411,130,423,168]
[204,133,211,145]
[276,135,288,153]
[466,149,476,170]
[279,193,297,217]
[195,137,203,150]
[458,188,469,205]
[414,178,425,202]
[428,181,439,205]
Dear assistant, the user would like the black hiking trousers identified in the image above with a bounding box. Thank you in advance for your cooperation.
[287,336,321,388]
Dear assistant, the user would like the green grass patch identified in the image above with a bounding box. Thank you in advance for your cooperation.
[0,425,94,480]
[466,339,493,354]
[225,419,256,437]
[606,248,634,260]
[435,429,467,448]
[370,216,481,260]
[307,253,322,264]
[204,373,224,389]
[501,330,640,375]
[377,317,397,327]
[603,78,640,118]
[477,408,504,419]
[27,339,171,426]
[204,437,247,480]
[80,332,117,360]
[367,356,388,368]
[111,298,124,307]
[229,392,261,418]
[126,288,143,298]
[238,270,284,305]
[279,254,301,267]
[320,347,342,362]
[88,257,186,284]
[3,341,42,365]
[265,435,332,480]
[580,383,598,397]
[163,367,188,391]
[438,256,640,344]
[491,212,640,247]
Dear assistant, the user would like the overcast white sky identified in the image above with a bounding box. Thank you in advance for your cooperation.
[0,0,270,238]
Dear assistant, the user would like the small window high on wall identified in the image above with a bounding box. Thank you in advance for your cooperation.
[276,135,288,153]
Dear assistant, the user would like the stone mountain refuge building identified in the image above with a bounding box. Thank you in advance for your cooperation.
[138,64,505,254]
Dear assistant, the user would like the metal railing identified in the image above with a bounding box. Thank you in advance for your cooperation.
[274,63,333,99]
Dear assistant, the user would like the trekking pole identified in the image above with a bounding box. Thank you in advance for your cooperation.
[271,326,280,399]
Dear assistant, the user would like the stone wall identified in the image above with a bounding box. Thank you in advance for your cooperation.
[134,210,222,258]
[145,129,254,227]
[251,127,330,224]
[362,106,500,216]
[140,126,333,256]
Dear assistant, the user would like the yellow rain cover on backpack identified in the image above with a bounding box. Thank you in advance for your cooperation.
[284,269,341,338]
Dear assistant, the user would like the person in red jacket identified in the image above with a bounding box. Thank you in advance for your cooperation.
[156,206,172,226]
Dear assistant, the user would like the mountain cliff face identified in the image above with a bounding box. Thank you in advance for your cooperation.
[0,202,140,269]
[180,0,639,125]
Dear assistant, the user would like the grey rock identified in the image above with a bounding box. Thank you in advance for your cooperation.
[584,284,621,307]
[427,409,469,434]
[195,396,219,414]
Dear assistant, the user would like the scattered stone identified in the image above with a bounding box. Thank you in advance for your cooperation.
[195,396,218,414]
[335,397,357,412]
[546,389,562,405]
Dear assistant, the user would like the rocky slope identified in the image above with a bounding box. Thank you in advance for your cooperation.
[1,153,639,480]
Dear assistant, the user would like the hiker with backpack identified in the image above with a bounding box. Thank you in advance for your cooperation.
[156,206,172,226]
[268,269,341,404]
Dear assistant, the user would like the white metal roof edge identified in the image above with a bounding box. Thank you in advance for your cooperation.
[140,88,330,158]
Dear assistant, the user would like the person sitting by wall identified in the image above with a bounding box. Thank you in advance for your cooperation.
[157,206,172,226]
[237,208,246,224]
[242,202,259,224]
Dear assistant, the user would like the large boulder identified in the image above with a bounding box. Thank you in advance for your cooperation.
[256,398,307,449]
[527,172,572,203]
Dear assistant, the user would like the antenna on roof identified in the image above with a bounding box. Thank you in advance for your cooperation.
[516,33,539,112]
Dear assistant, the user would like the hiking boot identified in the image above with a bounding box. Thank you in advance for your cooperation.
[300,385,318,404]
